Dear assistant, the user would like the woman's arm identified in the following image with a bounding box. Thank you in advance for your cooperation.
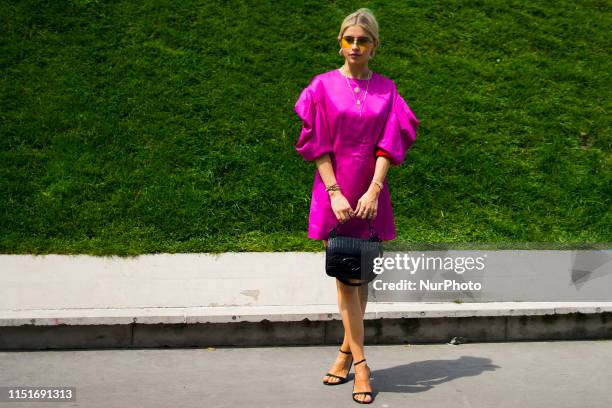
[355,156,391,220]
[315,154,354,224]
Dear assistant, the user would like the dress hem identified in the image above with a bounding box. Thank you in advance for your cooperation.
[307,231,396,241]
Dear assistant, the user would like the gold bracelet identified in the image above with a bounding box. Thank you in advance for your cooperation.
[325,183,340,192]
[371,180,383,190]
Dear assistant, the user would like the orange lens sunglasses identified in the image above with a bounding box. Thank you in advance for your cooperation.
[340,35,373,51]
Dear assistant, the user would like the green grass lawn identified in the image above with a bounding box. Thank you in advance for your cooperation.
[1,0,610,255]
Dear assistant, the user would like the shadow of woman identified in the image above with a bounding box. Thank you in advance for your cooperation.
[355,356,500,396]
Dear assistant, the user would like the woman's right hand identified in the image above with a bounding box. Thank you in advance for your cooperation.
[329,190,354,224]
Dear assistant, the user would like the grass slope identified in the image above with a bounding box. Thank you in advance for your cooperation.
[1,0,610,254]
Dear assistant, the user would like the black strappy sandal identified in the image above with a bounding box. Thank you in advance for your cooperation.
[322,348,353,385]
[352,358,374,404]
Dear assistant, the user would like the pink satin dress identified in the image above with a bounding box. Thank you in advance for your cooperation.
[294,68,420,241]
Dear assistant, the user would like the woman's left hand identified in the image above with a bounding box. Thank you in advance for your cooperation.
[354,185,380,220]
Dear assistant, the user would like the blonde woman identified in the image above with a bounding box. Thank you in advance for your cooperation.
[294,8,420,404]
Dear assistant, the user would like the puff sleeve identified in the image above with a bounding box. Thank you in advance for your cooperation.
[376,84,420,166]
[294,81,333,162]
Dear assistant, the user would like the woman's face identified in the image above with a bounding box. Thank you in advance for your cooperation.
[338,25,377,65]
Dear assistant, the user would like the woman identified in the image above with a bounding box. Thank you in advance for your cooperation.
[294,8,420,404]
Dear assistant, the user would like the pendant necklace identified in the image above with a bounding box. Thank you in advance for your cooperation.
[340,67,372,117]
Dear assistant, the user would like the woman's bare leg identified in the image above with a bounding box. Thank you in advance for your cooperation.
[336,276,372,402]
[337,278,368,352]
[322,273,368,384]
[322,238,373,402]
[322,238,359,384]
[324,238,369,351]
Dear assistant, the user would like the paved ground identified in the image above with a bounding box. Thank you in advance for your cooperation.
[1,340,611,407]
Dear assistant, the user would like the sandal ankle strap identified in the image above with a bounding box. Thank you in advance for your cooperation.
[354,358,366,366]
[339,348,352,355]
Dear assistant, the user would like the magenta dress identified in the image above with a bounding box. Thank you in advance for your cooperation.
[294,68,420,241]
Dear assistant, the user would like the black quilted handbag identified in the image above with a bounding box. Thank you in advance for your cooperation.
[325,219,384,286]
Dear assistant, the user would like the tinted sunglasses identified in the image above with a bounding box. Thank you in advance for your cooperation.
[340,35,373,50]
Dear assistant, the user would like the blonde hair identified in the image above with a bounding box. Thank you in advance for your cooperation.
[338,8,380,57]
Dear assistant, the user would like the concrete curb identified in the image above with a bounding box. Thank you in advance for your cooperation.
[1,303,611,350]
[3,302,612,326]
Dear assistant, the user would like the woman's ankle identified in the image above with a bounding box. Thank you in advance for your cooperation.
[354,361,369,374]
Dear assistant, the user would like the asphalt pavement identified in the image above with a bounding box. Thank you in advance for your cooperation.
[1,340,611,407]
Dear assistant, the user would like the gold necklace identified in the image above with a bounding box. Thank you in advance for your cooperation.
[339,68,372,117]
